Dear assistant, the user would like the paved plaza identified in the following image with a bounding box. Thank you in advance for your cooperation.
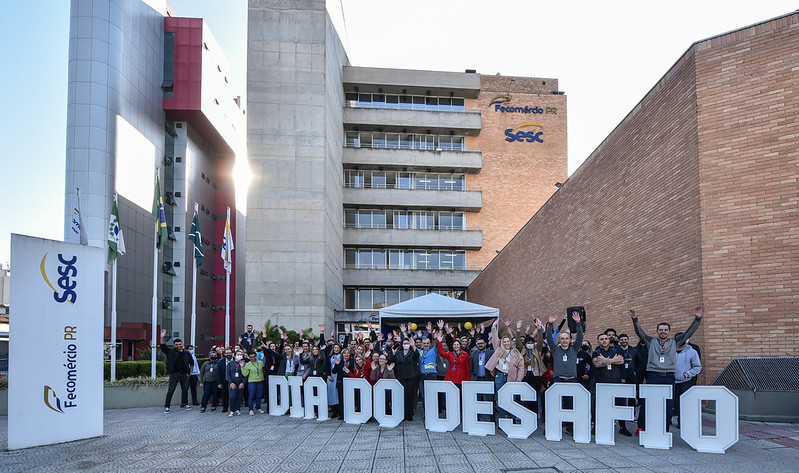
[2,409,799,472]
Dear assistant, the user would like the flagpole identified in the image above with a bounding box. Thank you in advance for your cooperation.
[191,202,198,347]
[110,258,118,380]
[225,207,231,349]
[151,169,159,379]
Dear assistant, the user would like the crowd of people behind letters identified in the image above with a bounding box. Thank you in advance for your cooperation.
[159,306,704,437]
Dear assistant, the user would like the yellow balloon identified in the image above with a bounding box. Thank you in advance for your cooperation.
[464,321,473,330]
[410,323,418,331]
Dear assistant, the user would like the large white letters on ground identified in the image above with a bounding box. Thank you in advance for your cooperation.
[462,381,495,436]
[343,377,373,424]
[8,235,105,450]
[268,375,289,416]
[594,383,636,445]
[373,379,404,427]
[639,384,672,449]
[303,377,329,421]
[680,386,739,453]
[424,381,461,432]
[287,376,304,418]
[497,382,538,439]
[545,382,591,443]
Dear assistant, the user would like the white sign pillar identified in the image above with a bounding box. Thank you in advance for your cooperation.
[268,375,289,416]
[373,379,404,428]
[8,235,105,450]
[424,380,460,432]
[680,386,739,453]
[462,381,495,436]
[497,382,538,439]
[639,384,673,449]
[594,383,636,445]
[544,382,591,443]
[343,377,373,424]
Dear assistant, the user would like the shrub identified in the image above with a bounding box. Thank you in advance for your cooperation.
[104,376,169,387]
[104,361,166,380]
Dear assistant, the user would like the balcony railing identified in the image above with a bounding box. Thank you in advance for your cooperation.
[344,182,480,192]
[344,264,481,271]
[344,222,481,231]
[344,142,480,153]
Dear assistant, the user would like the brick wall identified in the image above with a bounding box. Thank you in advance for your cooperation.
[468,12,799,383]
[468,48,705,376]
[695,13,799,379]
[467,75,568,269]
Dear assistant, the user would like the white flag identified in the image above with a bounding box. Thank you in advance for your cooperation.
[71,188,88,245]
[221,207,234,273]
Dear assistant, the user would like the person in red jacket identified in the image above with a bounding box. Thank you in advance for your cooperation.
[435,319,470,386]
[364,352,379,386]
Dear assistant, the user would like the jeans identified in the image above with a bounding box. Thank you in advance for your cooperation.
[553,377,579,430]
[165,373,189,408]
[638,372,675,431]
[201,381,218,408]
[494,372,508,418]
[229,384,244,412]
[248,381,264,411]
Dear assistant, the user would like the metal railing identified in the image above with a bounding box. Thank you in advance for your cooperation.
[344,101,478,114]
[344,182,481,192]
[344,222,481,231]
[344,142,481,153]
[344,264,481,271]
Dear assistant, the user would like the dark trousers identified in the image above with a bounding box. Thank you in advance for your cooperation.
[248,381,264,410]
[189,374,199,404]
[638,372,675,431]
[673,379,695,420]
[165,373,189,408]
[554,377,578,430]
[219,382,229,411]
[399,376,419,420]
[522,372,543,416]
[229,384,244,412]
[201,381,218,408]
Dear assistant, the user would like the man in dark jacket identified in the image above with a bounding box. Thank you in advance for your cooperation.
[160,329,194,413]
[388,337,420,422]
[592,333,632,436]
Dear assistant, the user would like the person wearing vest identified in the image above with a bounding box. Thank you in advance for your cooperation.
[199,352,220,412]
[630,305,703,434]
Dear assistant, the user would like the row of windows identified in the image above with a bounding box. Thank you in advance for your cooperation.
[345,93,466,112]
[345,131,465,151]
[344,170,466,191]
[345,248,467,270]
[345,288,465,310]
[345,209,465,230]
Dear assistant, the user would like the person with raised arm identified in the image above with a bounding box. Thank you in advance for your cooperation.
[630,305,703,434]
[545,311,583,436]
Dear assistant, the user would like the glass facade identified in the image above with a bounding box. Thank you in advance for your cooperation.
[344,170,466,190]
[345,209,465,230]
[345,92,466,112]
[345,131,465,151]
[344,288,465,310]
[345,248,466,270]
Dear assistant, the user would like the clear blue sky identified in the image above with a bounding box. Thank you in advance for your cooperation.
[1,0,796,267]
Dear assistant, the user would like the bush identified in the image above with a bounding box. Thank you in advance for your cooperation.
[137,348,166,362]
[104,361,166,380]
[0,377,7,391]
[104,376,169,387]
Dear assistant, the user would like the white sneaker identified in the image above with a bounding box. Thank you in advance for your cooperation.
[249,410,254,416]
[228,411,234,417]
[235,410,242,416]
[257,409,265,414]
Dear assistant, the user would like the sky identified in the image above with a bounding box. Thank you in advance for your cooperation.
[0,0,796,268]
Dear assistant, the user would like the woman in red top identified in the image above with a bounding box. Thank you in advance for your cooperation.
[435,320,470,385]
[364,352,379,386]
[348,354,367,379]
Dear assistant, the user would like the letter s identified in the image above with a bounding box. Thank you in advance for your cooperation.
[504,129,515,142]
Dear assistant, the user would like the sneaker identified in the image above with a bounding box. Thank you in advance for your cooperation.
[257,409,265,414]
[228,411,234,417]
[211,407,217,411]
[636,428,643,436]
[164,407,170,413]
[619,427,633,437]
[235,410,242,416]
[201,408,206,413]
[185,405,192,411]
[249,410,254,416]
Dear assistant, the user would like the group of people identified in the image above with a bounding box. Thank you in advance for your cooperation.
[160,307,703,436]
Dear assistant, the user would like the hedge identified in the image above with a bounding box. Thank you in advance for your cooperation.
[104,361,166,380]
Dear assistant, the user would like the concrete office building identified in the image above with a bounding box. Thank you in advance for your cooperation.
[64,0,245,358]
[467,12,799,382]
[247,0,567,332]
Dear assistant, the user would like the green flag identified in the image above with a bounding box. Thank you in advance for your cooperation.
[152,173,168,248]
[189,205,203,267]
[107,194,126,263]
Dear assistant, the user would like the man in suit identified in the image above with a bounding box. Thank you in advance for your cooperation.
[469,336,495,421]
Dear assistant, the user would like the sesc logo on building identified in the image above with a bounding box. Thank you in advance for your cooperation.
[505,123,544,143]
[40,252,78,304]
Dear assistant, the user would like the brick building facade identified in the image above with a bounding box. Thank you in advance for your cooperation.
[467,12,799,382]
